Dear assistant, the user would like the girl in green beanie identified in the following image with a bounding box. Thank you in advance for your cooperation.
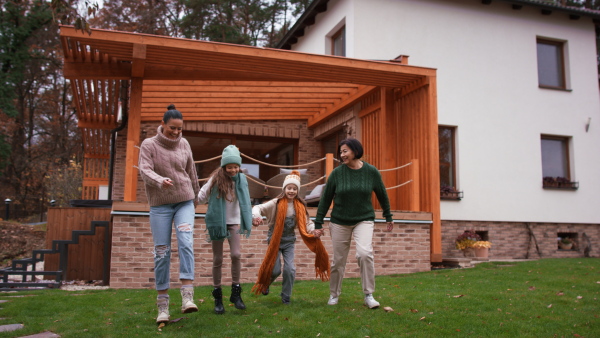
[198,145,252,314]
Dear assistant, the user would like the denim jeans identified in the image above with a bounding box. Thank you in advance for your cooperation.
[150,200,195,291]
[271,239,296,302]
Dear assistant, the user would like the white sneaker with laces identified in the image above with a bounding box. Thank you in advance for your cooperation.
[364,294,380,309]
[327,295,339,305]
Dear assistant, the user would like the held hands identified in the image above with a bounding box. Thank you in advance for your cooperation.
[252,216,263,227]
[385,221,394,232]
[313,229,324,238]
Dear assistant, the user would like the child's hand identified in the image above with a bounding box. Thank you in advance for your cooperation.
[252,216,263,226]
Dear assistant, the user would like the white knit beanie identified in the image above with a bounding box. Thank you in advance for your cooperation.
[282,170,301,191]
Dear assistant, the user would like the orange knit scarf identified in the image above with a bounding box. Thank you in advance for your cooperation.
[252,198,330,295]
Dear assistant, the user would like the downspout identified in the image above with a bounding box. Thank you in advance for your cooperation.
[107,80,130,200]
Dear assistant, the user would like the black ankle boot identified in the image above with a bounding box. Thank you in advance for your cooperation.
[212,287,225,314]
[230,284,246,310]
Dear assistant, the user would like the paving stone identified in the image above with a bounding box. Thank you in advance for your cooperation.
[18,331,61,338]
[0,323,24,332]
[0,300,8,303]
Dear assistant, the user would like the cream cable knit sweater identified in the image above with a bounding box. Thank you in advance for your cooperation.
[138,125,200,206]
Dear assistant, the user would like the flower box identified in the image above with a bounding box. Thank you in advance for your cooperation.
[543,177,578,190]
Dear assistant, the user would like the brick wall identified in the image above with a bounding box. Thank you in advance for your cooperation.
[442,220,599,259]
[109,215,431,289]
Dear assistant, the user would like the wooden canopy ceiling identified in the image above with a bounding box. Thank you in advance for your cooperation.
[59,26,436,128]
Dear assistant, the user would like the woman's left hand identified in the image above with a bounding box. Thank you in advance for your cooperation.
[385,221,394,232]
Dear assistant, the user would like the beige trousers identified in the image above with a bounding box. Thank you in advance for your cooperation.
[328,221,375,297]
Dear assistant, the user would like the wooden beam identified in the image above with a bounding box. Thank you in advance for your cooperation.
[124,77,143,202]
[78,120,118,130]
[63,62,131,79]
[131,43,146,78]
[308,85,377,127]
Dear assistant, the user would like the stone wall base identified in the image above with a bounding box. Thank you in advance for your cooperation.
[442,220,599,260]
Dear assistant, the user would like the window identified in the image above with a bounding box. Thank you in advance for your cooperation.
[536,38,566,89]
[331,26,345,56]
[541,135,577,189]
[439,126,461,199]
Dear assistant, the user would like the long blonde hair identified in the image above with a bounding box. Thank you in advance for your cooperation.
[208,166,236,202]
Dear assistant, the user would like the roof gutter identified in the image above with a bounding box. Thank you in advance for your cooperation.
[276,0,330,50]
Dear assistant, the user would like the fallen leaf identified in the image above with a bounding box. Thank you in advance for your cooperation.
[547,304,553,308]
[419,316,426,321]
[453,295,464,298]
[317,334,320,337]
[254,319,258,323]
[528,286,536,291]
[383,306,394,312]
[410,309,419,313]
[556,292,564,296]
[158,322,165,329]
[170,317,183,323]
[577,296,583,299]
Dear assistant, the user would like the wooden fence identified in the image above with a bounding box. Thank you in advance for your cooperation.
[45,207,112,281]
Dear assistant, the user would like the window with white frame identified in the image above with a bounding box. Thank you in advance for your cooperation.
[536,38,567,90]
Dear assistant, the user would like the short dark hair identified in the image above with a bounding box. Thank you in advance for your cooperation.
[163,104,183,123]
[338,138,363,160]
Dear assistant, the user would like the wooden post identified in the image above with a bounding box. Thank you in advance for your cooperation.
[409,159,420,212]
[380,87,398,208]
[325,153,334,181]
[123,77,142,201]
[426,75,442,263]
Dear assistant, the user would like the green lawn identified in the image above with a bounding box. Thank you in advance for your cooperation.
[1,258,598,337]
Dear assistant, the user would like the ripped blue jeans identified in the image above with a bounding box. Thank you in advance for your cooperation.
[150,200,195,291]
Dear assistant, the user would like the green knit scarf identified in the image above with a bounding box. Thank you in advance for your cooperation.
[205,173,252,241]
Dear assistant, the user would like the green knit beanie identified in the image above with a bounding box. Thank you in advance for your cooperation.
[221,145,242,167]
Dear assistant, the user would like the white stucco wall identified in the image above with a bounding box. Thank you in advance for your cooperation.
[291,0,600,224]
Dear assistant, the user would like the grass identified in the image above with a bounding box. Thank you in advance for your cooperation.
[0,258,598,337]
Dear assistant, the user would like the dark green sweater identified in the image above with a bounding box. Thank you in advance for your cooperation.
[314,162,393,229]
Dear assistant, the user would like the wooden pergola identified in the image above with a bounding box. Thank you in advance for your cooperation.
[59,26,442,261]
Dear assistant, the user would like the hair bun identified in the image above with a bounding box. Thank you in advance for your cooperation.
[167,104,176,110]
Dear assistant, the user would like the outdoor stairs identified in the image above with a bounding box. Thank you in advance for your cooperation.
[0,220,110,291]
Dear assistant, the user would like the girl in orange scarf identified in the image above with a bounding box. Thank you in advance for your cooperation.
[251,171,330,304]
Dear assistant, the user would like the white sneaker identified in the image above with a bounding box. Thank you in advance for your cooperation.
[181,287,199,313]
[327,295,339,305]
[156,298,170,324]
[364,294,380,309]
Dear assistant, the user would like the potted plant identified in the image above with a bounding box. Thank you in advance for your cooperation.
[455,230,481,257]
[441,186,463,200]
[557,237,573,250]
[472,240,492,259]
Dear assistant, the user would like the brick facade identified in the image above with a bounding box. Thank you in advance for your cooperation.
[442,220,599,259]
[109,215,431,289]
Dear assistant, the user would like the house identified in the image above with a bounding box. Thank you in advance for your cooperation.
[59,26,439,288]
[276,0,600,259]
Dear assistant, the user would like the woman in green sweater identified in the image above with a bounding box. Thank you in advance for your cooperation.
[313,138,394,309]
